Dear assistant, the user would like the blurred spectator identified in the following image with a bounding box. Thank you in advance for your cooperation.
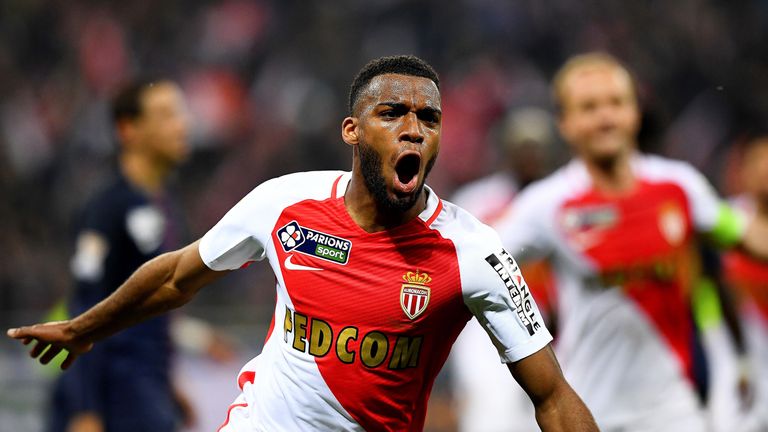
[449,107,561,432]
[49,79,194,432]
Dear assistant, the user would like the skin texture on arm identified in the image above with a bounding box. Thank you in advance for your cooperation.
[509,345,599,431]
[740,215,768,261]
[6,240,224,369]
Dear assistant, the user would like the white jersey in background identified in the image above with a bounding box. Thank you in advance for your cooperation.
[496,153,745,431]
[448,172,539,432]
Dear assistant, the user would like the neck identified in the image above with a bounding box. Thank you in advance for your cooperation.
[119,151,170,196]
[583,151,635,195]
[344,158,427,233]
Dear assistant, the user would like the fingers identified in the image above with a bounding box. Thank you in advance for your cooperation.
[39,346,64,365]
[62,352,78,370]
[8,327,37,345]
[6,327,25,340]
[29,340,50,359]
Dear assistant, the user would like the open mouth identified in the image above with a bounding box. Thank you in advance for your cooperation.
[393,152,421,194]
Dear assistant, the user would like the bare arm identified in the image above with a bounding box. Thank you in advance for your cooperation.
[740,214,768,261]
[6,240,224,369]
[509,345,599,431]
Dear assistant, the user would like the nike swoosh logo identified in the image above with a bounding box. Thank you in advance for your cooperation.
[284,254,323,271]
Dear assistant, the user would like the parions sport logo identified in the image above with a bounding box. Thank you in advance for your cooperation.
[276,221,352,265]
[485,250,542,336]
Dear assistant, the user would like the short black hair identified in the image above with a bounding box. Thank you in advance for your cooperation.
[111,77,169,122]
[348,55,440,115]
[742,129,768,151]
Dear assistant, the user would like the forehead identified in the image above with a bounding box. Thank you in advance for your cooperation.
[361,73,440,109]
[141,82,183,110]
[561,64,633,102]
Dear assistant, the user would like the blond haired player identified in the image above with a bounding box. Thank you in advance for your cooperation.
[496,52,768,431]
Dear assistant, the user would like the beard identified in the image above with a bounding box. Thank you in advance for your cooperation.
[359,142,436,213]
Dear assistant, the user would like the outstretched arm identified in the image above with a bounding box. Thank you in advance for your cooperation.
[509,345,599,431]
[6,240,224,369]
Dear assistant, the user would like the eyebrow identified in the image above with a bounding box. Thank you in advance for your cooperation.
[377,102,442,115]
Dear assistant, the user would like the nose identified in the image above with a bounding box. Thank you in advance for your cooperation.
[399,112,424,144]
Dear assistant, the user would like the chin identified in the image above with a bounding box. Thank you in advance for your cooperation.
[385,187,423,212]
[587,140,631,161]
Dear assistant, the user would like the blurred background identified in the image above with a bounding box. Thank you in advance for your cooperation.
[1,0,767,431]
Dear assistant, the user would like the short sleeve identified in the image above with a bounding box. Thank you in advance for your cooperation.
[673,162,746,245]
[462,232,553,363]
[199,178,282,271]
[70,194,120,282]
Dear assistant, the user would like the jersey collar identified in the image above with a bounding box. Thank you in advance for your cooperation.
[331,172,443,227]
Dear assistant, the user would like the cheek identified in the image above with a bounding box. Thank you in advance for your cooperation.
[562,115,591,140]
[618,106,641,131]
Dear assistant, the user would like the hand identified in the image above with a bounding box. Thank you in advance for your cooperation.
[67,412,103,432]
[6,320,93,369]
[736,356,755,412]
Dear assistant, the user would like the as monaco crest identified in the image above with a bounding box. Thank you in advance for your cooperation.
[400,271,432,320]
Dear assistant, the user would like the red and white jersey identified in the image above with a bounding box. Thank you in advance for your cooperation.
[723,195,768,322]
[496,153,730,430]
[450,172,519,225]
[199,170,551,431]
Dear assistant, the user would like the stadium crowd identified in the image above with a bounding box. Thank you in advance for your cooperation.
[2,1,768,431]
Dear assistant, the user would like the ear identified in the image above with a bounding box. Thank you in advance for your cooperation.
[557,114,574,145]
[341,117,359,146]
[115,118,139,148]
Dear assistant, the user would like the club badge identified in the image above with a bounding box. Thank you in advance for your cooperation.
[400,270,431,320]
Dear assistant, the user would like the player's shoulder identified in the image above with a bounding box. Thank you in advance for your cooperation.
[247,170,348,202]
[634,153,702,182]
[433,199,502,248]
[514,161,584,208]
[84,175,145,213]
[451,173,517,205]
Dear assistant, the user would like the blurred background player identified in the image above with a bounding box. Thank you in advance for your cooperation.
[50,79,195,432]
[450,107,561,223]
[495,52,768,431]
[449,107,562,432]
[719,134,768,431]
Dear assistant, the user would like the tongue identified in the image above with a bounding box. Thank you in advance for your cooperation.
[393,173,418,194]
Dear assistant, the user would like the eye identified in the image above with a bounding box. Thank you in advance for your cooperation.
[418,111,440,124]
[580,101,597,113]
[381,110,399,118]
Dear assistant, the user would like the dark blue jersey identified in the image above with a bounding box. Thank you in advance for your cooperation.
[70,174,172,357]
[50,174,181,432]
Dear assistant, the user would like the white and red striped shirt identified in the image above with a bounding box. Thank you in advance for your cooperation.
[496,153,732,430]
[199,170,551,431]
